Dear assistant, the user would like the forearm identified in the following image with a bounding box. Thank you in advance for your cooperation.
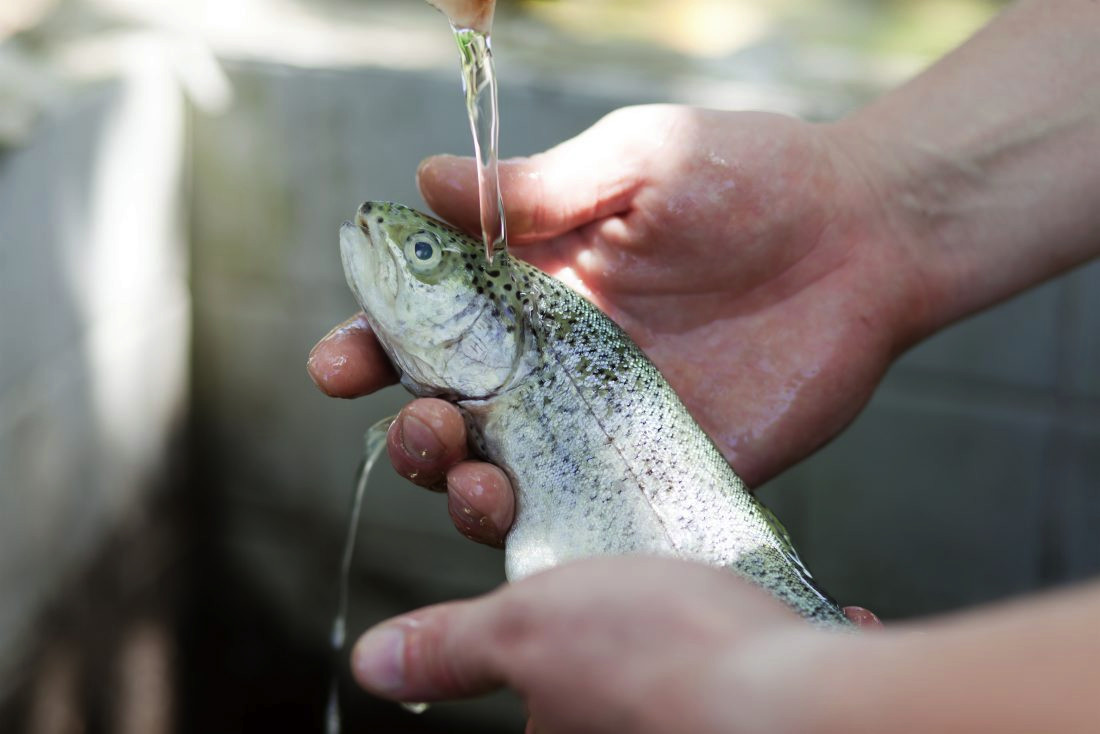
[801,581,1100,733]
[836,0,1100,340]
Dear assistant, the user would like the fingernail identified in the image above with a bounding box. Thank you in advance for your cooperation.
[353,626,406,693]
[400,414,444,462]
[419,153,463,172]
[447,498,504,548]
[450,499,486,535]
[448,467,512,546]
[307,315,369,390]
[417,154,472,194]
[306,341,330,385]
[306,352,348,393]
[312,313,369,353]
[843,606,882,628]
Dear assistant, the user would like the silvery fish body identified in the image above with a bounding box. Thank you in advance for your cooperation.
[341,201,849,626]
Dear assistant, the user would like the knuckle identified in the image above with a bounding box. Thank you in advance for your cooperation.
[490,593,542,652]
[410,616,467,693]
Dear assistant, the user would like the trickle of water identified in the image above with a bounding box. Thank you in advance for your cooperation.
[325,415,410,734]
[453,25,507,263]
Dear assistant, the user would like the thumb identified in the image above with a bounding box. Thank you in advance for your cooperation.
[350,595,515,701]
[417,113,646,245]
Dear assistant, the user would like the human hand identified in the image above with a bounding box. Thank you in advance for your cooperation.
[349,556,874,734]
[310,104,925,542]
[351,556,1100,734]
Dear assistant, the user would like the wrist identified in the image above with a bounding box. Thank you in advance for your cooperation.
[817,119,942,354]
[826,113,1016,342]
[826,0,1100,343]
[701,624,874,734]
[747,583,1100,734]
[723,623,945,734]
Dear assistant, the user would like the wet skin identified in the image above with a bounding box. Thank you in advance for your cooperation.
[313,0,1100,727]
[309,105,922,561]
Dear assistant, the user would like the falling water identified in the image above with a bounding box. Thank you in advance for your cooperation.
[325,416,397,734]
[327,6,504,730]
[453,25,507,262]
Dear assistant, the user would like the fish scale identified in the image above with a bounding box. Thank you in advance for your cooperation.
[341,201,850,626]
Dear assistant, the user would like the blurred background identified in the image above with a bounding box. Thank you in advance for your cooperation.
[4,0,1098,732]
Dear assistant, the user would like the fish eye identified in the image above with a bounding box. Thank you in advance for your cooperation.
[404,231,444,274]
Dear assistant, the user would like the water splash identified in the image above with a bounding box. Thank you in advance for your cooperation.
[453,26,506,263]
[325,415,399,734]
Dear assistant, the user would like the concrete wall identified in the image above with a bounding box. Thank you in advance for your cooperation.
[0,61,189,705]
[762,268,1100,618]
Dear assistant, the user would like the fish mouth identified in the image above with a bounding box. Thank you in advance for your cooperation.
[341,206,402,309]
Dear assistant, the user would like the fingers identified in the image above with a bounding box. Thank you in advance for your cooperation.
[417,109,650,245]
[351,594,512,701]
[843,606,883,628]
[447,461,514,547]
[387,401,517,545]
[307,313,398,398]
[386,399,468,489]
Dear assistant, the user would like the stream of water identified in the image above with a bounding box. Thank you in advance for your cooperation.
[325,416,395,734]
[453,25,507,262]
[327,7,506,731]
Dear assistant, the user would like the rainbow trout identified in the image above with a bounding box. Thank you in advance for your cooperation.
[341,201,849,626]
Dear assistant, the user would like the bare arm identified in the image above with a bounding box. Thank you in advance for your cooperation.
[837,0,1100,343]
[788,580,1100,733]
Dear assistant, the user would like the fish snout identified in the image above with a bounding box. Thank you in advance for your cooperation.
[355,201,378,229]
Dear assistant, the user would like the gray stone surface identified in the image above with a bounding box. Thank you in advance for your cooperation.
[1065,259,1100,399]
[1047,423,1100,583]
[760,385,1053,618]
[0,68,189,698]
[901,278,1063,390]
[761,270,1100,618]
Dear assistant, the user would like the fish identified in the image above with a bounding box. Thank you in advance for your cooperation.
[340,201,850,626]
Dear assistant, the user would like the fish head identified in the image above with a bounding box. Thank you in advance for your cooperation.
[341,201,535,400]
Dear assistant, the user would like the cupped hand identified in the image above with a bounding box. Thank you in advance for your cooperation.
[349,556,878,734]
[309,104,926,544]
